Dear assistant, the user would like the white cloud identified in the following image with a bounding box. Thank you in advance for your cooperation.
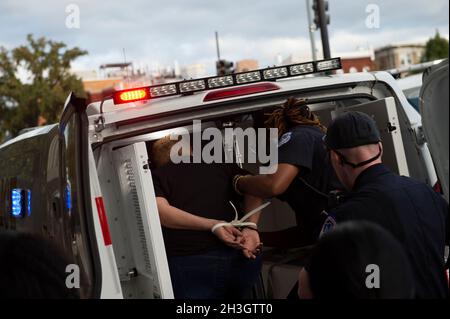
[0,0,448,74]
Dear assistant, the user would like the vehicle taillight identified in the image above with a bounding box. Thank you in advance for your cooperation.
[95,197,112,246]
[203,82,280,102]
[113,87,150,105]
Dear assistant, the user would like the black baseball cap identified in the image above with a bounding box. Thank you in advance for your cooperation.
[324,111,381,150]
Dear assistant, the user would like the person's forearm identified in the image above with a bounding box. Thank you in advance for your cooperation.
[237,164,299,198]
[238,174,276,199]
[243,194,263,224]
[157,199,218,231]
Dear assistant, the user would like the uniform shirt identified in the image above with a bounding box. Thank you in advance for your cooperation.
[322,163,449,298]
[152,162,246,256]
[276,125,341,237]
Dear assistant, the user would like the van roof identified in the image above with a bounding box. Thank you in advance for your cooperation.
[0,124,57,151]
[87,71,393,126]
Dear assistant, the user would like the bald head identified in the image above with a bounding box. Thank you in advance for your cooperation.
[336,143,382,165]
[330,142,383,190]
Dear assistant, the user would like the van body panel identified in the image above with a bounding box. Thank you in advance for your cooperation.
[420,59,449,202]
[87,149,123,298]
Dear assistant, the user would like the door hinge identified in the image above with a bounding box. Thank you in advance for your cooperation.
[387,121,397,132]
[94,115,105,133]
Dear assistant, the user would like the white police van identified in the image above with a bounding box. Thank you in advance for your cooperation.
[0,58,442,298]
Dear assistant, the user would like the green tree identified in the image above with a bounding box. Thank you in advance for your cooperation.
[422,31,449,62]
[0,34,87,141]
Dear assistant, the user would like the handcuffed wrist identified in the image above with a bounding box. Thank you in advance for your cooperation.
[211,222,229,233]
[241,225,258,232]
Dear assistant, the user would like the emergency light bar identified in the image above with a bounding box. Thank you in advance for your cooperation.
[11,188,32,218]
[113,87,150,104]
[112,57,342,105]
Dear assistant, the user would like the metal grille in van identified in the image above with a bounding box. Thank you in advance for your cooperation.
[124,159,153,274]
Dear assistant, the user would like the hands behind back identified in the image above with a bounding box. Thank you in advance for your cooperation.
[213,224,245,249]
[241,228,262,259]
[212,224,262,259]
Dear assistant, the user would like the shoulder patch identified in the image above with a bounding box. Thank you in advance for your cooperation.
[278,132,292,148]
[319,215,337,238]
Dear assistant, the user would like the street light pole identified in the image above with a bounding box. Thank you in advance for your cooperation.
[305,0,317,61]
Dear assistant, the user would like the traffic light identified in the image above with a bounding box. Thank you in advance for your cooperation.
[323,1,330,25]
[312,0,330,30]
[216,59,234,76]
[312,0,331,60]
[312,0,319,29]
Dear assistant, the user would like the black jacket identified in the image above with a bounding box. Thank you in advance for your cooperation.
[327,164,449,298]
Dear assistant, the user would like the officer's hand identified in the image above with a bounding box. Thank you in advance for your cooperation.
[241,228,262,259]
[213,225,244,249]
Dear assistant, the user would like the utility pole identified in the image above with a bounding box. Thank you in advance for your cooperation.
[215,31,221,61]
[312,0,331,59]
[215,31,233,75]
[305,0,317,61]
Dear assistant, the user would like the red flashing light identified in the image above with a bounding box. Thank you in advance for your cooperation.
[113,87,150,105]
[203,82,280,102]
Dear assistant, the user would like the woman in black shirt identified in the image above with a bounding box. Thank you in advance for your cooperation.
[151,136,263,299]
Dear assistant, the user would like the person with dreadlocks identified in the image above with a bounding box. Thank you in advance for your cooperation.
[234,97,342,248]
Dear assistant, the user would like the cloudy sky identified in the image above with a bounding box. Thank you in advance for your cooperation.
[0,0,448,75]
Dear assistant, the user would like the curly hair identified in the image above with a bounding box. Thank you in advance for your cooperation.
[265,97,326,137]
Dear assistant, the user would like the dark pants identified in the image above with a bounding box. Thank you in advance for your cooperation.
[168,247,262,299]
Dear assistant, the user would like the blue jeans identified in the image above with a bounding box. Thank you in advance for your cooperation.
[168,247,262,299]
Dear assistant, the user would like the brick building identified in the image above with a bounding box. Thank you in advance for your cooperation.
[375,44,425,70]
[339,49,376,73]
[235,59,259,72]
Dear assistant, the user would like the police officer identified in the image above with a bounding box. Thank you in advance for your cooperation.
[319,111,449,298]
[235,97,341,247]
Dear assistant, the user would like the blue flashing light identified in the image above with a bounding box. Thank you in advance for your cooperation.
[11,188,23,217]
[27,190,32,216]
[66,184,72,213]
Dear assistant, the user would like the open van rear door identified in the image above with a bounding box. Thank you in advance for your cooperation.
[60,92,122,298]
[331,97,409,176]
[111,142,173,298]
[420,59,449,202]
